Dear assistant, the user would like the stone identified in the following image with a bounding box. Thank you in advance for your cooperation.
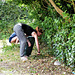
[54,61,61,65]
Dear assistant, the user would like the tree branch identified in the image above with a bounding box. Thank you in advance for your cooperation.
[45,0,71,22]
[63,0,71,3]
[41,0,48,8]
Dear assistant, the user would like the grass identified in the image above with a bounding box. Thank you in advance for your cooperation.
[0,43,74,75]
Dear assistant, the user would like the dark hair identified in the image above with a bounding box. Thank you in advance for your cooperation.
[38,28,43,33]
[36,27,43,33]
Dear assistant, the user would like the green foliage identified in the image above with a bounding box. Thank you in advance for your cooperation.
[52,16,75,69]
[39,14,75,70]
[0,1,29,39]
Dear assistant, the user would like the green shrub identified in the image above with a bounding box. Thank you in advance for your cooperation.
[52,15,75,69]
[0,1,28,39]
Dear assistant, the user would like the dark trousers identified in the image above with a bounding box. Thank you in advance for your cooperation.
[25,36,35,56]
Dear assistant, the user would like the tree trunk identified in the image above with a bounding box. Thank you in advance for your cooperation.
[48,0,63,17]
[45,0,71,22]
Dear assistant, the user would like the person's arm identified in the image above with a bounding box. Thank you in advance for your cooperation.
[27,39,31,47]
[31,32,40,54]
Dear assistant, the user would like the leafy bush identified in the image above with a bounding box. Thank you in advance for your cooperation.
[0,1,28,39]
[52,15,75,69]
[39,14,75,69]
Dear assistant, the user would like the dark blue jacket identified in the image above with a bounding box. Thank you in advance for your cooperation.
[9,32,16,42]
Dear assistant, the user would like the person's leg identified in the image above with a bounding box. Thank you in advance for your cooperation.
[13,23,27,57]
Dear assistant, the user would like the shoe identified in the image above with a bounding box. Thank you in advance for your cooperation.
[21,56,28,62]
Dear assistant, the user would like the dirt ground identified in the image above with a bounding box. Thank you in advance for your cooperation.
[0,40,74,75]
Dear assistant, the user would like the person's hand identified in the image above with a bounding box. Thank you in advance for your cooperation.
[28,41,31,47]
[37,52,40,55]
[27,40,31,47]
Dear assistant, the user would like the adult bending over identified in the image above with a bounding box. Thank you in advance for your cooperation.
[13,23,43,61]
